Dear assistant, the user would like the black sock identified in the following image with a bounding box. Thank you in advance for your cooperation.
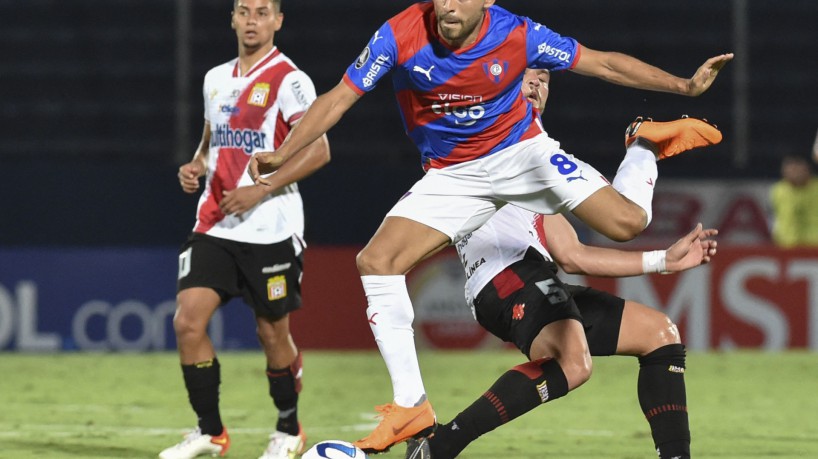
[182,357,223,436]
[267,352,302,435]
[430,358,569,459]
[638,344,690,459]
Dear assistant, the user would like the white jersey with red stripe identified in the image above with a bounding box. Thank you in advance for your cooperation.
[455,205,553,306]
[194,47,316,245]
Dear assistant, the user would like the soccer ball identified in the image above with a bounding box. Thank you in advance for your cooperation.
[301,440,367,459]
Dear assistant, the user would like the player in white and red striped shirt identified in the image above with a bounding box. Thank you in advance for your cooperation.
[160,2,329,459]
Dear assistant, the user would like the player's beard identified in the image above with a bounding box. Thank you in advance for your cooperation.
[437,13,482,44]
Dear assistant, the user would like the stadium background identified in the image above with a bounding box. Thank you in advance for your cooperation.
[1,0,818,352]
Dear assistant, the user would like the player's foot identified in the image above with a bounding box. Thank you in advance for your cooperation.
[625,115,722,160]
[405,437,433,459]
[159,427,230,459]
[353,400,436,454]
[258,424,307,459]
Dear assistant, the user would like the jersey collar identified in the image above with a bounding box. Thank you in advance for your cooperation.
[233,46,280,78]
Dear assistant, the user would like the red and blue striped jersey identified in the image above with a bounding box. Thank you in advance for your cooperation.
[343,1,580,170]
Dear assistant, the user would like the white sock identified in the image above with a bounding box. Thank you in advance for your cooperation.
[361,275,426,407]
[612,140,658,227]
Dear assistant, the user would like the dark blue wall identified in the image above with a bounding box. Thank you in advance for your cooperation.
[2,0,816,246]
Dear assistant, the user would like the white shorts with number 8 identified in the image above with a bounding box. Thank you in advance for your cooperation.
[386,133,609,243]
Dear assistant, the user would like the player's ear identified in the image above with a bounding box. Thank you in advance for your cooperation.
[230,11,236,30]
[275,12,283,31]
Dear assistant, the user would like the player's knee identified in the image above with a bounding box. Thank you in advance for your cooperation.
[172,306,206,340]
[559,352,593,390]
[643,314,682,355]
[356,247,397,275]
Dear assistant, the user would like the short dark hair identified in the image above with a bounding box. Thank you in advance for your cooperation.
[234,0,281,10]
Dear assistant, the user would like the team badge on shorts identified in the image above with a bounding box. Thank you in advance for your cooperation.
[267,275,287,300]
[248,82,270,107]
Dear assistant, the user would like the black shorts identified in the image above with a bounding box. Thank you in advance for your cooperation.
[473,248,624,358]
[177,233,303,320]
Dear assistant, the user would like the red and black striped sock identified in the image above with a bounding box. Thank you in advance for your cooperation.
[430,358,568,459]
[638,344,690,459]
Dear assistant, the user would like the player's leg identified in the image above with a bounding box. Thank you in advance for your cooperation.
[414,255,587,459]
[257,314,307,459]
[352,216,450,452]
[354,177,499,453]
[618,301,690,459]
[574,116,722,242]
[574,287,689,459]
[161,235,234,459]
[242,238,308,459]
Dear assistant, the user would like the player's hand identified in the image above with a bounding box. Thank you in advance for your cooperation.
[219,185,271,216]
[686,53,734,96]
[248,151,287,186]
[178,160,205,193]
[664,223,718,272]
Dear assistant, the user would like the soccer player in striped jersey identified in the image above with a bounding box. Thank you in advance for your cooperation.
[160,1,329,459]
[249,1,730,452]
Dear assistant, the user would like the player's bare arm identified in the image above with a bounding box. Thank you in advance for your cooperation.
[250,81,359,184]
[571,46,734,96]
[223,131,330,216]
[178,123,211,194]
[542,214,717,277]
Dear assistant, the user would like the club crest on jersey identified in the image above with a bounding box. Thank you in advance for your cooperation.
[267,275,287,301]
[248,82,270,107]
[482,58,509,84]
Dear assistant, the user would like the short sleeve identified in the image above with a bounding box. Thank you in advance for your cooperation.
[525,17,580,72]
[343,23,398,95]
[277,70,317,126]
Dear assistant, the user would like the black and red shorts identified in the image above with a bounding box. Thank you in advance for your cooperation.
[474,248,624,357]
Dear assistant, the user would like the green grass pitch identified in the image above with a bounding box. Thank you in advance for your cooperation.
[1,350,816,458]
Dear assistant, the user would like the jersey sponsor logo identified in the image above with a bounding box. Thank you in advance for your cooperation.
[432,94,486,127]
[363,54,390,88]
[355,46,371,70]
[412,64,435,81]
[248,82,270,107]
[465,257,486,278]
[220,104,240,115]
[668,365,685,374]
[267,275,287,301]
[482,58,508,84]
[537,43,572,62]
[290,80,310,109]
[210,124,268,154]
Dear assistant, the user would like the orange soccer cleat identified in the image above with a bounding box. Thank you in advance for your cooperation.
[352,400,436,454]
[625,115,722,160]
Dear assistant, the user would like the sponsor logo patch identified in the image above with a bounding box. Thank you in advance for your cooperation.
[536,380,550,402]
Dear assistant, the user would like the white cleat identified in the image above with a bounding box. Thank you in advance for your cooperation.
[159,427,230,459]
[258,427,307,459]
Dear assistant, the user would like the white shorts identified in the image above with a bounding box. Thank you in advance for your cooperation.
[386,133,609,242]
